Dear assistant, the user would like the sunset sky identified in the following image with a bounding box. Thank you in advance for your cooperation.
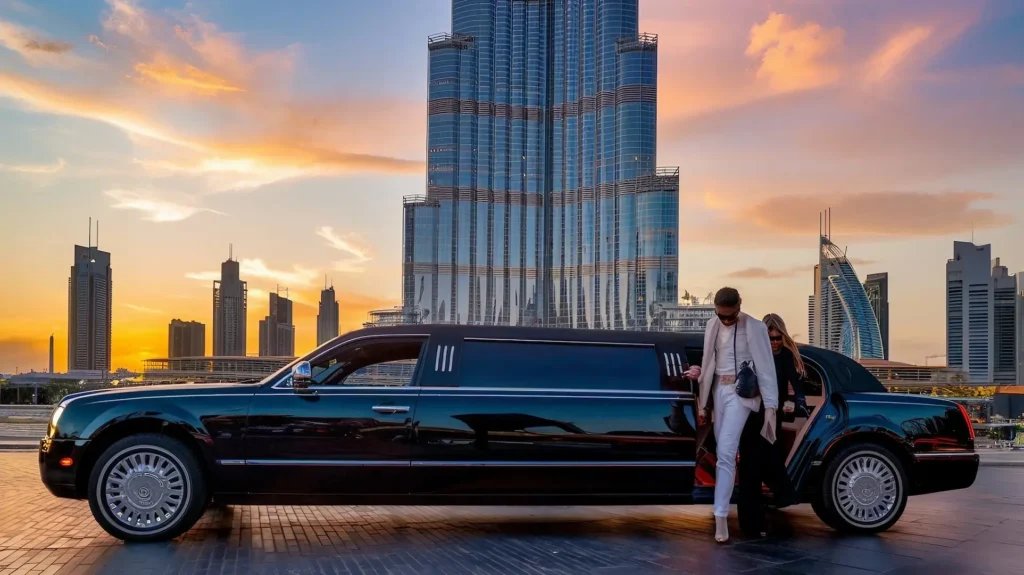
[1,0,1022,373]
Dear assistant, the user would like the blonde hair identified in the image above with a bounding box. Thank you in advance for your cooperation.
[763,313,805,376]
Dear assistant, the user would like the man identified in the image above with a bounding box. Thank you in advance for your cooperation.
[689,287,779,543]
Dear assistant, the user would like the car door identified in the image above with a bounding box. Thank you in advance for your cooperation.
[243,335,427,495]
[411,337,698,499]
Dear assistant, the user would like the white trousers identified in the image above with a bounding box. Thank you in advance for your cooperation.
[712,381,752,518]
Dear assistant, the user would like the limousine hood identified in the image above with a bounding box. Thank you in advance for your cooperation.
[60,382,255,407]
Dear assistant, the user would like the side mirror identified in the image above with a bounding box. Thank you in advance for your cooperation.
[292,361,313,394]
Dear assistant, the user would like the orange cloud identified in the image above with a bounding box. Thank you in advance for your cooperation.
[746,13,844,93]
[134,58,244,96]
[863,26,933,84]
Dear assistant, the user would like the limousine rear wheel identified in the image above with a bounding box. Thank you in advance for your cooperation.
[816,443,908,534]
[87,434,207,542]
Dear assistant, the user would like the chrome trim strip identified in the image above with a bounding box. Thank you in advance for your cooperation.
[447,346,455,372]
[435,346,441,371]
[418,394,682,401]
[845,400,953,408]
[92,393,255,404]
[411,461,696,468]
[913,451,978,460]
[421,386,692,396]
[245,460,410,467]
[235,460,695,468]
[464,337,654,348]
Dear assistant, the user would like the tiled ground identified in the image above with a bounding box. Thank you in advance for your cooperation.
[1,452,1022,574]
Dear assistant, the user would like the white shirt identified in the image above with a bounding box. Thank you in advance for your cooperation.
[714,323,752,376]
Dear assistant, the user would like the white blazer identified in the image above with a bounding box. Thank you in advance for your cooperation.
[698,312,779,413]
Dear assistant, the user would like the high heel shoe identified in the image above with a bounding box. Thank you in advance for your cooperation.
[714,516,729,543]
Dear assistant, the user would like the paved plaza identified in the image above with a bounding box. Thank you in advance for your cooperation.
[1,452,1023,574]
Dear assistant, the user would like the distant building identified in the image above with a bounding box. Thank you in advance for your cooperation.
[992,259,1018,385]
[68,227,112,372]
[809,234,884,360]
[945,242,1023,383]
[213,255,247,356]
[364,307,422,329]
[259,291,295,357]
[168,319,205,358]
[652,294,715,333]
[864,272,890,360]
[48,334,54,374]
[142,356,292,384]
[317,285,339,346]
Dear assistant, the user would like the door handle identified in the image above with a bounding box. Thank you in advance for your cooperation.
[372,405,410,414]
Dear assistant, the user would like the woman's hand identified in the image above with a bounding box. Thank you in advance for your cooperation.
[684,365,701,381]
[761,408,777,443]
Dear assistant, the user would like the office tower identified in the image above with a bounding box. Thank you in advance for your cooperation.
[259,291,295,357]
[944,241,1019,383]
[168,319,206,358]
[213,251,247,356]
[808,220,884,360]
[864,272,890,360]
[403,0,680,330]
[992,259,1018,384]
[48,334,54,374]
[1017,280,1024,386]
[317,284,339,346]
[68,219,112,372]
[808,293,816,346]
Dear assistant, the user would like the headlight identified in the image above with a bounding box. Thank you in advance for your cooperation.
[50,405,65,427]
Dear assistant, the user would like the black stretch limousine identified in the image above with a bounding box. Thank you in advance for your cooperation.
[40,325,979,542]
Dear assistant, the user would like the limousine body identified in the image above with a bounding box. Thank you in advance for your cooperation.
[39,325,978,542]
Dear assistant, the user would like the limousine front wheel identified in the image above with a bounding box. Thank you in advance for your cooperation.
[87,434,207,542]
[816,444,908,534]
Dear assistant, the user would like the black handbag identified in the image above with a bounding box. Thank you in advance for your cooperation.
[733,321,760,399]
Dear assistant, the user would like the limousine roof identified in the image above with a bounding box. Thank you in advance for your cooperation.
[347,324,706,347]
[340,324,887,394]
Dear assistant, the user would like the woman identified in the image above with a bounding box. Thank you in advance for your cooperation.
[736,313,809,537]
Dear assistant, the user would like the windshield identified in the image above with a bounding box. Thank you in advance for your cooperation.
[256,334,346,386]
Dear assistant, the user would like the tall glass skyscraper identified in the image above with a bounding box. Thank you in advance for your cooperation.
[810,235,885,361]
[403,0,679,330]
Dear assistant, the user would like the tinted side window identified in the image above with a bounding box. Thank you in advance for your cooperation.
[803,362,825,397]
[459,341,660,391]
[309,339,424,387]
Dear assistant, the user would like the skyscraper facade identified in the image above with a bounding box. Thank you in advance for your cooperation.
[403,0,679,330]
[991,258,1018,385]
[213,258,247,356]
[944,242,1021,383]
[864,272,890,360]
[317,285,339,346]
[168,319,206,358]
[259,292,295,357]
[809,235,885,360]
[68,243,112,371]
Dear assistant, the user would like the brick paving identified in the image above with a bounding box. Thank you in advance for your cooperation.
[2,452,1023,574]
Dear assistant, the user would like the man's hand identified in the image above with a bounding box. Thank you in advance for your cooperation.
[684,365,701,381]
[697,407,709,427]
[761,408,777,444]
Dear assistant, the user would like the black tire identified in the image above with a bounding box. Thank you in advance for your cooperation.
[87,433,207,542]
[814,443,908,534]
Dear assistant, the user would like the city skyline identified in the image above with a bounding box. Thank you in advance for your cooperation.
[2,0,1023,371]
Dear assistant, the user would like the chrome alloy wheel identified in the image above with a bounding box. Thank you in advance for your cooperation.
[99,446,190,533]
[833,452,901,528]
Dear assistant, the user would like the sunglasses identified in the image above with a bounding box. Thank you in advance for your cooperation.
[769,335,784,342]
[717,311,739,322]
